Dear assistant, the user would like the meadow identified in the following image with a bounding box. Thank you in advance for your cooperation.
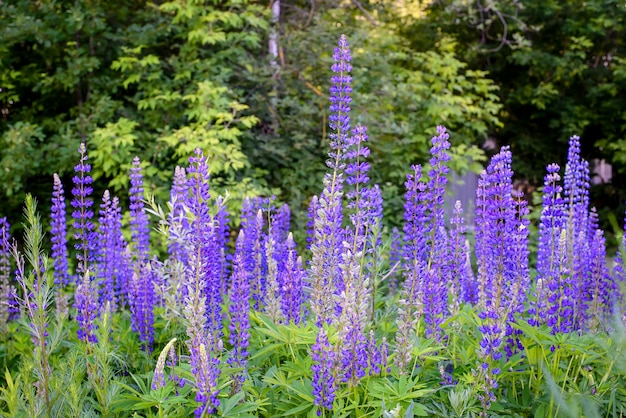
[0,35,625,418]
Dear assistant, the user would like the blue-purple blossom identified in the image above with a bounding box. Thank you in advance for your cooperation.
[96,191,125,311]
[311,328,335,415]
[280,233,304,324]
[130,157,151,267]
[0,218,12,329]
[395,164,425,372]
[474,146,526,409]
[75,272,98,344]
[563,135,592,330]
[532,163,565,326]
[586,229,614,330]
[71,143,96,278]
[131,263,156,350]
[340,311,367,386]
[51,173,69,286]
[228,231,250,390]
[186,148,222,334]
[309,35,353,327]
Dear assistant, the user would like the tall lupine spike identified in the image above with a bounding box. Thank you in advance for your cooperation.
[340,309,368,386]
[228,231,251,392]
[281,233,304,324]
[422,127,452,340]
[337,123,373,383]
[51,174,69,286]
[474,146,520,413]
[503,190,530,359]
[214,196,230,295]
[0,218,12,331]
[395,163,426,373]
[563,135,592,330]
[311,328,336,416]
[97,191,123,310]
[168,166,189,265]
[251,209,265,310]
[271,203,290,295]
[265,224,283,323]
[448,201,468,315]
[130,157,151,267]
[241,199,263,310]
[547,229,575,334]
[129,261,156,351]
[615,209,626,317]
[586,229,613,331]
[71,142,96,278]
[533,164,565,327]
[185,148,220,333]
[75,271,99,344]
[183,210,221,418]
[309,35,352,326]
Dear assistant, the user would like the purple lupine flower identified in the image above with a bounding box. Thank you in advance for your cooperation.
[367,330,383,376]
[71,143,96,278]
[97,191,124,310]
[398,126,452,345]
[563,135,592,330]
[271,203,290,296]
[0,218,12,329]
[615,210,626,319]
[280,233,304,324]
[340,310,368,386]
[168,166,189,265]
[228,231,250,390]
[75,272,99,344]
[388,227,403,295]
[448,201,469,313]
[130,157,151,267]
[51,174,69,286]
[251,208,266,311]
[345,124,371,231]
[395,164,426,372]
[311,328,335,415]
[306,196,318,250]
[183,198,222,417]
[309,35,352,326]
[272,204,291,251]
[533,164,565,326]
[586,229,613,330]
[191,341,221,417]
[214,196,230,295]
[503,190,530,358]
[328,34,352,162]
[546,230,575,334]
[185,148,223,334]
[474,146,527,411]
[265,225,284,323]
[241,199,265,310]
[130,262,155,350]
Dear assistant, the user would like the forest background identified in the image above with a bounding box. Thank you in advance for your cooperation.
[2,0,625,246]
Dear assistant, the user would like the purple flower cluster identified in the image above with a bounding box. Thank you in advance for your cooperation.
[0,218,13,329]
[129,157,151,267]
[228,231,250,390]
[51,174,69,286]
[71,143,96,277]
[311,328,335,415]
